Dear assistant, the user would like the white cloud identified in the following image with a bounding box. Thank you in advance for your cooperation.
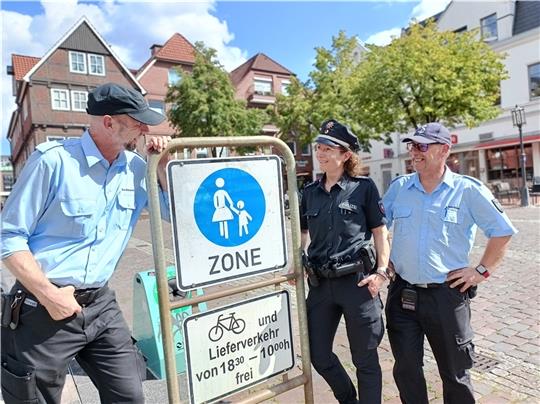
[1,0,247,153]
[362,0,451,47]
[365,27,402,46]
[411,0,451,21]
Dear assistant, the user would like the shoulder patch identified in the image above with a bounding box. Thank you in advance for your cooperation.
[462,175,484,187]
[35,141,63,154]
[492,198,504,213]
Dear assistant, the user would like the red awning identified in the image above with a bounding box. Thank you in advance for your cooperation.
[475,134,540,149]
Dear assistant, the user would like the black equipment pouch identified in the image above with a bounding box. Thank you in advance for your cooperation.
[302,252,319,287]
[333,260,364,277]
[359,244,377,274]
[467,285,477,299]
[1,290,25,329]
[401,287,417,311]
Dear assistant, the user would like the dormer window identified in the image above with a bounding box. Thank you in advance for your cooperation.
[480,13,497,41]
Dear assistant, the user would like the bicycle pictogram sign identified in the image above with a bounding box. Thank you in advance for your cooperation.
[208,312,246,342]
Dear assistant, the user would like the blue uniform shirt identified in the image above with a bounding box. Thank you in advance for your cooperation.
[1,131,170,288]
[382,168,517,284]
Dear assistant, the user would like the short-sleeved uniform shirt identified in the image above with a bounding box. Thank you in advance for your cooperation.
[1,131,170,288]
[300,173,386,267]
[382,168,517,284]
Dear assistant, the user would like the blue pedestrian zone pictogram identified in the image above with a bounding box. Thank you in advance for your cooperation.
[194,168,266,247]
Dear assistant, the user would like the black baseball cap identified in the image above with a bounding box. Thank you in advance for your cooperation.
[87,83,165,126]
[315,119,361,152]
[402,122,451,145]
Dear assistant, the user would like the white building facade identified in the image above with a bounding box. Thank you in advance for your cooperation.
[362,0,540,194]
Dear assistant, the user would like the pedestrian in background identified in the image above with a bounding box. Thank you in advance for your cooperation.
[1,83,171,403]
[383,122,517,404]
[301,119,390,404]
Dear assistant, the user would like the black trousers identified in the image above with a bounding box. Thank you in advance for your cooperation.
[1,286,146,404]
[307,273,384,404]
[385,276,475,404]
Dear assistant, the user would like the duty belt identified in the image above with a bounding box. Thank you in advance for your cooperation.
[314,260,365,279]
[396,274,444,288]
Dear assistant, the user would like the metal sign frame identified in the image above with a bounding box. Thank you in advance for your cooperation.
[183,290,295,404]
[146,136,313,404]
[167,155,287,290]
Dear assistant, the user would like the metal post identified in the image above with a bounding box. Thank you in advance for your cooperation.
[517,124,530,207]
[512,105,529,207]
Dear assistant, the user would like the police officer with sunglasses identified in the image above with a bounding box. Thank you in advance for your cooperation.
[301,119,390,404]
[383,122,517,403]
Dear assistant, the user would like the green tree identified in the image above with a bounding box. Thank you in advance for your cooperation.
[272,32,370,148]
[166,42,267,155]
[352,20,507,136]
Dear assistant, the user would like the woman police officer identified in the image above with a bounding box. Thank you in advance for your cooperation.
[300,119,390,404]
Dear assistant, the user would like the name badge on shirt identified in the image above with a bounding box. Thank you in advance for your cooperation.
[338,200,357,214]
[444,206,459,223]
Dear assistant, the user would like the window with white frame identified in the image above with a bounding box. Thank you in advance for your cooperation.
[149,100,165,115]
[168,68,182,86]
[480,13,497,41]
[281,80,290,96]
[69,51,87,73]
[528,63,540,99]
[254,78,272,95]
[71,90,88,111]
[51,89,70,110]
[88,54,105,76]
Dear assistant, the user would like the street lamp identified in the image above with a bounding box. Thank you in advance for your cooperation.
[511,105,529,207]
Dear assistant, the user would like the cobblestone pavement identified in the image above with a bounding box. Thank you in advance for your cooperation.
[1,206,539,403]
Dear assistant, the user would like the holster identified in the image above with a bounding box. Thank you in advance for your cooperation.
[359,244,377,274]
[302,253,320,287]
[1,289,25,330]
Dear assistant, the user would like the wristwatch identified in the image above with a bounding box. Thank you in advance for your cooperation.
[475,264,490,279]
[375,267,389,281]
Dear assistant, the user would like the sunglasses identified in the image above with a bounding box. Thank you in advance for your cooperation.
[406,142,440,152]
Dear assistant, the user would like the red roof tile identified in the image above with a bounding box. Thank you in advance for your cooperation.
[12,54,40,81]
[230,53,294,86]
[155,33,196,63]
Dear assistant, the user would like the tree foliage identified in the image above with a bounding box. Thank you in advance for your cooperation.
[272,23,507,150]
[166,42,267,141]
[271,31,367,147]
[352,21,507,136]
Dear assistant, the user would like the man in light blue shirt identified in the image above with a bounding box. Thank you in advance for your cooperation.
[383,123,516,404]
[1,83,170,403]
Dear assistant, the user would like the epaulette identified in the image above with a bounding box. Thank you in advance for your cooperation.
[461,175,484,187]
[390,173,412,184]
[303,179,320,189]
[349,175,371,181]
[35,141,63,153]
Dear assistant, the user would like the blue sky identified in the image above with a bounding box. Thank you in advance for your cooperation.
[1,0,450,154]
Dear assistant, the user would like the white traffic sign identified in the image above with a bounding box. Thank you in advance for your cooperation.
[183,291,294,404]
[167,156,287,290]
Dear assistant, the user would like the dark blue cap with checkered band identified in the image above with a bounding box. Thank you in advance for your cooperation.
[315,119,361,152]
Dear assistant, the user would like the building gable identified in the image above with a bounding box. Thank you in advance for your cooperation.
[59,22,108,54]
